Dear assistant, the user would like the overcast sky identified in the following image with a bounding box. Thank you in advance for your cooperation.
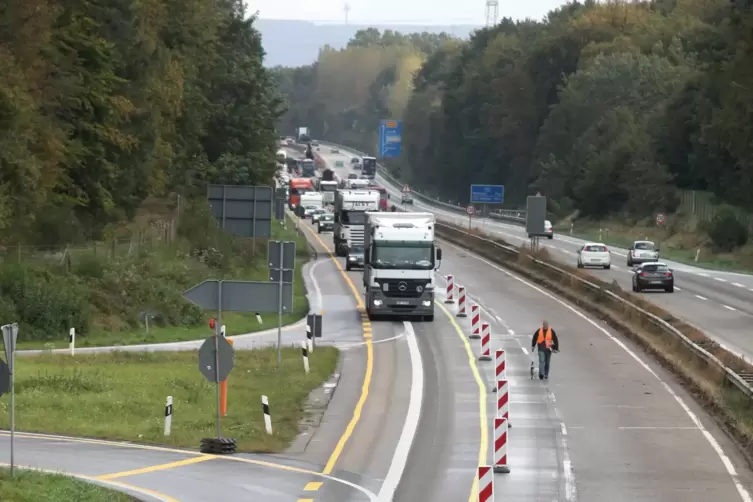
[248,0,571,25]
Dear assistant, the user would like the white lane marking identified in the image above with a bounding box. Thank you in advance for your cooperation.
[695,295,708,301]
[441,240,753,502]
[674,286,682,291]
[521,347,529,355]
[378,321,423,500]
[508,329,515,336]
[724,305,737,312]
[307,259,326,312]
[548,391,576,502]
[715,277,727,283]
[699,273,711,278]
[337,332,406,349]
[733,283,745,288]
[617,426,699,430]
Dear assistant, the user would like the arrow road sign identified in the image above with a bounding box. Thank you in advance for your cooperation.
[198,336,235,383]
[0,359,9,396]
[183,280,294,313]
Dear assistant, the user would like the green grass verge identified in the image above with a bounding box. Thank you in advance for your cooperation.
[0,347,338,452]
[14,215,311,350]
[0,468,132,502]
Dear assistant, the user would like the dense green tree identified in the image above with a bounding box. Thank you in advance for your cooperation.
[0,0,282,244]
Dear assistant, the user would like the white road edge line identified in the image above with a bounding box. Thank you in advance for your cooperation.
[724,305,737,312]
[695,295,708,301]
[441,239,753,502]
[378,321,423,501]
[306,258,326,312]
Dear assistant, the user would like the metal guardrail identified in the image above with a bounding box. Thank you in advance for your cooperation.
[315,141,527,225]
[434,220,753,401]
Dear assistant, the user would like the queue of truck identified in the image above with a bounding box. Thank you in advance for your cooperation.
[283,148,439,322]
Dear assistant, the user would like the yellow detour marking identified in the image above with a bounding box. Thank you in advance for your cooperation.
[96,455,215,480]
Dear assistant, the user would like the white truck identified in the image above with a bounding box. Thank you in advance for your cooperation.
[319,180,338,204]
[362,212,441,321]
[299,191,324,218]
[333,189,380,256]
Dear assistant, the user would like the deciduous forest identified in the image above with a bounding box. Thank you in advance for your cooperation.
[275,0,753,251]
[0,0,282,246]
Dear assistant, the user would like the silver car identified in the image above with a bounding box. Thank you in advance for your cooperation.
[627,240,660,266]
[346,245,365,271]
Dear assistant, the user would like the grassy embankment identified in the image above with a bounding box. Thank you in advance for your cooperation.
[0,468,133,502]
[558,218,753,273]
[2,198,311,350]
[0,347,339,452]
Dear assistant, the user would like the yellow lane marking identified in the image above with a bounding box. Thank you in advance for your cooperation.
[0,462,181,502]
[299,222,374,475]
[437,302,488,502]
[298,499,314,502]
[97,455,215,480]
[304,481,323,490]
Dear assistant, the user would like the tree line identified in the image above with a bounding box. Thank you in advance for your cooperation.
[274,2,753,235]
[0,0,282,246]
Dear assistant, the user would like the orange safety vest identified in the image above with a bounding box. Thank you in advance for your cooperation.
[537,328,553,349]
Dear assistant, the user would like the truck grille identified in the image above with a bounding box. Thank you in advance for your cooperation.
[376,279,431,298]
[349,228,364,246]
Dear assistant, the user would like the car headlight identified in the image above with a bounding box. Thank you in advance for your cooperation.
[348,256,356,261]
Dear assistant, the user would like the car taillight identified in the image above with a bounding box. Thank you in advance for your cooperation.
[640,272,649,277]
[664,272,672,277]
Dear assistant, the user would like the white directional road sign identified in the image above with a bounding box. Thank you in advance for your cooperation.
[183,280,293,313]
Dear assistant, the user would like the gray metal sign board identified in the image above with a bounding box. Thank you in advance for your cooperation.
[0,359,9,396]
[183,280,294,313]
[270,269,294,283]
[268,241,296,271]
[274,189,287,221]
[525,196,547,236]
[2,323,18,367]
[207,185,273,238]
[307,314,323,338]
[198,336,235,382]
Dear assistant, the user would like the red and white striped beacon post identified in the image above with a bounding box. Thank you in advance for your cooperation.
[493,418,511,473]
[469,304,481,339]
[495,349,507,380]
[479,322,492,361]
[457,286,467,317]
[445,275,455,304]
[497,379,510,422]
[477,465,495,501]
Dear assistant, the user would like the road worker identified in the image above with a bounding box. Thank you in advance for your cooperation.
[531,320,559,380]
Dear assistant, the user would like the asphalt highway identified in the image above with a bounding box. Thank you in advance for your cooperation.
[315,142,753,362]
[311,146,753,501]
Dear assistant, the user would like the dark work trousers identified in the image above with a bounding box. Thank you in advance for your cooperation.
[538,348,552,378]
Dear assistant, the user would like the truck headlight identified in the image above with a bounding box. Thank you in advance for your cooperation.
[348,256,356,261]
[422,300,432,307]
[373,299,383,307]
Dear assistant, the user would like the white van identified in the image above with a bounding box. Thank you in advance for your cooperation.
[299,192,324,218]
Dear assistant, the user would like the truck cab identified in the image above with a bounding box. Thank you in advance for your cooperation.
[362,156,377,179]
[333,190,380,256]
[299,192,324,218]
[362,212,441,322]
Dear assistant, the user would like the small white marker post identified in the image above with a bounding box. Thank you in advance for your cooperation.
[262,395,273,435]
[164,396,173,436]
[301,341,310,374]
[256,314,263,324]
[221,325,226,337]
[306,324,314,353]
[69,328,75,356]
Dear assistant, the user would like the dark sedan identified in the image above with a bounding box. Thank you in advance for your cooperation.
[346,245,365,271]
[632,262,674,293]
[317,213,334,233]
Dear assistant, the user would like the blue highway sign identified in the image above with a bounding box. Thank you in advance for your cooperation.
[379,119,402,158]
[470,184,504,204]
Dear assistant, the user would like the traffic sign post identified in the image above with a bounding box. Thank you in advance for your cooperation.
[466,205,476,230]
[378,119,403,158]
[655,213,666,226]
[1,323,18,476]
[470,185,504,205]
[268,241,296,365]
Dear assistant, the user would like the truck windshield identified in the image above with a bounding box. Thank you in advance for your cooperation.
[340,211,367,225]
[372,242,433,270]
[321,184,337,192]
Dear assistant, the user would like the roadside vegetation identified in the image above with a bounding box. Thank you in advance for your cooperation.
[275,2,753,266]
[0,468,132,502]
[0,0,295,346]
[0,347,339,452]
